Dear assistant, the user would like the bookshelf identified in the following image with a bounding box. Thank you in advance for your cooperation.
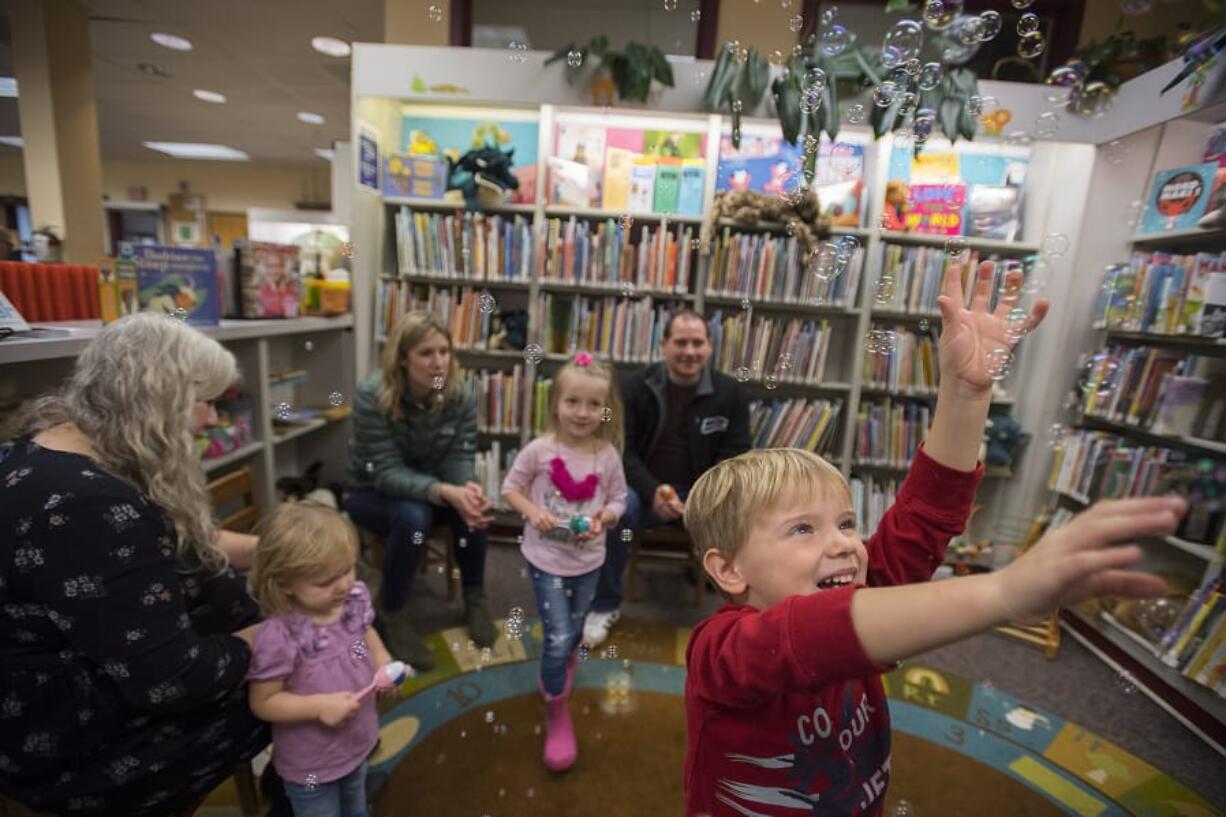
[0,315,356,513]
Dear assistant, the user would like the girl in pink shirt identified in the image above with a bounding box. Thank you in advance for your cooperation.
[501,353,628,772]
[247,503,399,817]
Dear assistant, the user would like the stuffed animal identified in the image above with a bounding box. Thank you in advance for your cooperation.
[983,414,1030,469]
[447,145,520,210]
[709,189,831,259]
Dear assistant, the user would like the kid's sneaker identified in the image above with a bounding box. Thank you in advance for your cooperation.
[583,608,621,648]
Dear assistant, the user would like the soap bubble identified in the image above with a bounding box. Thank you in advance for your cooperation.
[918,62,943,90]
[918,318,930,331]
[1081,352,1121,398]
[620,279,636,298]
[984,348,1014,381]
[735,366,751,382]
[427,4,443,22]
[1041,233,1069,258]
[1018,31,1046,58]
[835,234,861,260]
[977,10,1002,41]
[339,242,354,258]
[364,461,375,474]
[892,801,916,817]
[789,13,804,32]
[601,407,614,423]
[735,46,749,63]
[603,645,619,659]
[922,0,955,29]
[726,39,740,55]
[768,49,785,66]
[619,213,633,231]
[882,20,923,68]
[875,273,897,304]
[1017,12,1040,34]
[431,375,445,390]
[820,25,851,57]
[304,773,319,791]
[1115,670,1138,694]
[303,340,314,352]
[524,343,544,364]
[803,67,827,93]
[846,103,866,124]
[1011,0,1033,6]
[731,99,743,113]
[944,236,969,258]
[1121,0,1152,13]
[1003,308,1030,341]
[903,58,921,76]
[866,329,897,354]
[966,95,985,115]
[764,374,779,390]
[821,5,838,23]
[1047,423,1067,448]
[507,41,528,63]
[664,0,677,9]
[799,87,822,113]
[897,91,918,117]
[1104,140,1127,164]
[873,81,899,107]
[328,391,344,407]
[170,307,187,322]
[479,292,496,313]
[690,9,701,22]
[566,49,583,68]
[1004,131,1034,147]
[620,528,633,543]
[274,402,292,422]
[1033,111,1060,138]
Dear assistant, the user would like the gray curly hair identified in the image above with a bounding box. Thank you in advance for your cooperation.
[24,313,238,569]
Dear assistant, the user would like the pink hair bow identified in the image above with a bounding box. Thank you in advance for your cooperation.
[574,352,593,367]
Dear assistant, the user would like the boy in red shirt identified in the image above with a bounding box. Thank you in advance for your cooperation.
[683,261,1184,816]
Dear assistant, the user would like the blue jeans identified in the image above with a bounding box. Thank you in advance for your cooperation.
[529,564,599,696]
[591,485,688,613]
[343,488,488,610]
[283,761,367,817]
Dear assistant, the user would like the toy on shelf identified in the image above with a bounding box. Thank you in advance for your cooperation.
[709,189,831,258]
[447,145,520,210]
[568,515,592,535]
[356,660,413,701]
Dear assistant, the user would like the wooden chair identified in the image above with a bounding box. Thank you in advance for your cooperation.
[360,523,459,602]
[626,526,706,607]
[204,465,261,816]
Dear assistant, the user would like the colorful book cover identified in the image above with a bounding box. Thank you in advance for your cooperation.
[236,241,301,319]
[602,148,633,212]
[123,243,220,326]
[816,141,866,227]
[97,256,139,324]
[966,184,1023,241]
[555,124,607,205]
[1139,162,1218,234]
[643,130,703,160]
[1200,272,1226,337]
[905,183,967,235]
[653,158,681,213]
[677,159,705,215]
[1205,123,1226,166]
[628,157,657,214]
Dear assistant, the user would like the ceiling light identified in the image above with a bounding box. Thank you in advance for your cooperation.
[193,89,227,104]
[0,78,16,98]
[297,111,325,125]
[143,142,249,161]
[137,62,172,78]
[150,32,193,51]
[311,36,351,58]
[0,136,23,148]
[315,148,336,160]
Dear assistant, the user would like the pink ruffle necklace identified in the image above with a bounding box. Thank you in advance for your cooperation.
[549,455,599,502]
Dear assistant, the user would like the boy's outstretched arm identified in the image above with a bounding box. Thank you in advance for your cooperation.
[850,495,1182,665]
[924,260,1050,471]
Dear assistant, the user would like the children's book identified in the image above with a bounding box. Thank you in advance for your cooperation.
[677,159,705,215]
[602,148,633,212]
[123,243,221,326]
[235,241,301,319]
[966,184,1023,242]
[628,157,657,214]
[97,256,140,324]
[1139,163,1218,234]
[905,183,966,235]
[1200,272,1226,337]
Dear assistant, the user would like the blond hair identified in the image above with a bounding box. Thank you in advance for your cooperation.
[544,355,624,452]
[23,313,237,570]
[252,501,359,616]
[378,310,462,420]
[684,448,848,564]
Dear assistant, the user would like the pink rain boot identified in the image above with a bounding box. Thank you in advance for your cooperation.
[539,676,577,772]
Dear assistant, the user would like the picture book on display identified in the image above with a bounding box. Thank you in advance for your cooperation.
[235,241,302,319]
[98,256,139,324]
[1139,163,1218,234]
[122,243,220,326]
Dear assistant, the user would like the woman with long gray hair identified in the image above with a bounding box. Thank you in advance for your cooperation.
[0,314,269,816]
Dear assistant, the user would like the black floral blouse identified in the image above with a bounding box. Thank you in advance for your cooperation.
[0,439,269,816]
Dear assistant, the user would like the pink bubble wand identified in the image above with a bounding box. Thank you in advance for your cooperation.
[356,660,413,701]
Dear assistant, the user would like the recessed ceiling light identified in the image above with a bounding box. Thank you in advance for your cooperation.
[143,141,249,161]
[0,136,23,148]
[193,89,227,104]
[315,148,336,160]
[311,36,351,58]
[0,78,17,98]
[297,111,325,125]
[150,32,193,51]
[137,62,172,78]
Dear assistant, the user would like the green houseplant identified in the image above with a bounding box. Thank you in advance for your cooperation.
[545,37,675,105]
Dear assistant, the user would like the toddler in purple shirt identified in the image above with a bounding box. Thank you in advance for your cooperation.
[247,502,399,817]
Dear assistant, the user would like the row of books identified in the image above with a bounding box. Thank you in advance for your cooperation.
[532,293,679,362]
[748,397,843,455]
[460,366,526,435]
[1078,345,1226,440]
[540,217,696,294]
[849,474,900,540]
[1152,573,1226,695]
[708,310,835,384]
[1048,429,1225,547]
[1092,252,1226,337]
[853,399,932,468]
[474,442,518,512]
[704,229,863,307]
[393,207,535,281]
[861,325,940,393]
[872,244,1016,313]
[376,284,502,349]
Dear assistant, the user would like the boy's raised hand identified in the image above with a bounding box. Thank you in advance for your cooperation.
[994,496,1183,623]
[936,260,1050,394]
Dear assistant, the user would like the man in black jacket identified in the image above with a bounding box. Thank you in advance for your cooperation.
[583,309,751,647]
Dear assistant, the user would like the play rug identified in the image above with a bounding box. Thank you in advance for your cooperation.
[361,618,1218,817]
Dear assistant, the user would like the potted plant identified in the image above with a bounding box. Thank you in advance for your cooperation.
[545,37,675,106]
